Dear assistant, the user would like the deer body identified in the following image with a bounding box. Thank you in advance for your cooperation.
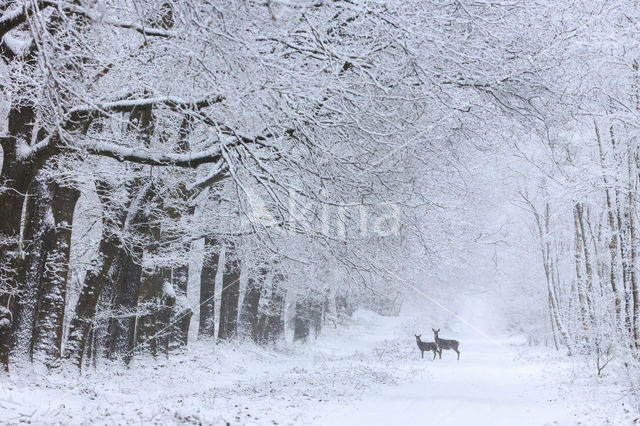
[433,328,460,360]
[415,335,439,360]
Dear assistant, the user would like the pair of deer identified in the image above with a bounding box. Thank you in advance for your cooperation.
[415,328,460,360]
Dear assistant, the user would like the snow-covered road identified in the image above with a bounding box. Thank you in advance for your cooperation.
[1,309,631,425]
[317,337,581,426]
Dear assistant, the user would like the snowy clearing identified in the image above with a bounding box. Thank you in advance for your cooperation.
[1,309,633,425]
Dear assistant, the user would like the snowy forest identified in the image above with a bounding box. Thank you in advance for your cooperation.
[1,0,640,424]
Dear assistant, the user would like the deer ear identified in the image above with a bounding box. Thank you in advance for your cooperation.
[432,328,436,332]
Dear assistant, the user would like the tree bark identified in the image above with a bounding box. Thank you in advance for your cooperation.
[105,246,143,363]
[573,204,590,339]
[627,139,639,349]
[293,295,311,342]
[64,180,151,367]
[64,228,123,366]
[198,237,219,339]
[576,203,596,327]
[257,274,286,345]
[10,175,51,359]
[170,261,192,348]
[238,268,267,342]
[0,307,11,373]
[611,126,634,335]
[31,182,80,366]
[0,101,43,365]
[595,122,621,321]
[218,245,240,341]
[136,266,169,358]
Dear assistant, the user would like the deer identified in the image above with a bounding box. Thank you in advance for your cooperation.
[432,328,460,360]
[415,334,439,360]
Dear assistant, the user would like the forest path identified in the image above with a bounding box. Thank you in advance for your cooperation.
[314,334,589,425]
[1,309,625,425]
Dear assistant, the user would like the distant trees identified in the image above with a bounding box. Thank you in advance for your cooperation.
[509,1,640,393]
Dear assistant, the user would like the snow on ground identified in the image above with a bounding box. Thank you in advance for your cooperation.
[0,309,635,425]
[317,336,633,426]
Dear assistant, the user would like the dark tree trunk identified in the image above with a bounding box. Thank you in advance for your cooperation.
[136,267,169,357]
[105,104,155,361]
[238,268,267,342]
[335,291,355,324]
[8,172,79,367]
[10,176,52,359]
[218,246,240,341]
[157,285,175,356]
[293,296,311,342]
[64,231,122,366]
[309,294,324,339]
[170,262,192,348]
[65,181,152,367]
[0,106,37,299]
[31,182,80,366]
[198,237,219,339]
[84,328,93,369]
[0,307,11,373]
[3,100,49,360]
[0,17,65,371]
[257,274,286,345]
[134,194,167,358]
[1,99,50,313]
[106,247,143,363]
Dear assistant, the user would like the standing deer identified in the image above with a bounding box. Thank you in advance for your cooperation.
[432,328,460,360]
[415,334,439,360]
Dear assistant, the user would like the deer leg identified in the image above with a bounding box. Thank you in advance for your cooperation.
[432,349,436,360]
[438,348,442,359]
[421,350,424,359]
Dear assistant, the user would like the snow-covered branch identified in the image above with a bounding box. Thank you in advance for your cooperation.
[66,95,225,122]
[80,142,226,168]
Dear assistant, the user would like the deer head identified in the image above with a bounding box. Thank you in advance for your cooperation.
[432,328,440,339]
[415,334,422,342]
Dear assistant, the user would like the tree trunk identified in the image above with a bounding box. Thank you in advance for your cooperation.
[257,275,286,345]
[65,180,152,367]
[596,122,622,322]
[309,295,323,339]
[262,275,285,344]
[31,182,80,366]
[293,295,311,342]
[170,262,192,348]
[611,126,634,335]
[218,246,240,341]
[198,237,219,339]
[3,101,50,361]
[0,105,38,309]
[64,230,123,366]
[626,139,639,349]
[573,204,590,339]
[136,267,169,358]
[157,282,176,356]
[0,307,11,373]
[106,246,143,363]
[238,268,266,342]
[10,176,52,359]
[576,203,595,324]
